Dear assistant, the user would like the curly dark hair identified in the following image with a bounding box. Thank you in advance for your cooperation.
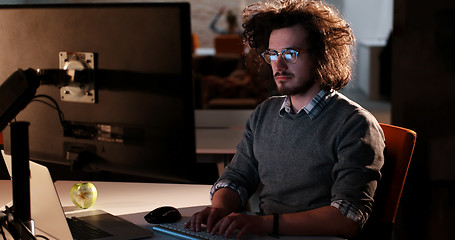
[242,0,355,91]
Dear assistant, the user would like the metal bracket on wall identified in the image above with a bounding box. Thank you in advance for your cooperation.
[59,52,96,103]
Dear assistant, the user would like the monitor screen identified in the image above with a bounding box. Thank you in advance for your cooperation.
[0,3,215,183]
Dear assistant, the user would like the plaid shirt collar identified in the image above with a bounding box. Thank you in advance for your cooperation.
[279,89,335,119]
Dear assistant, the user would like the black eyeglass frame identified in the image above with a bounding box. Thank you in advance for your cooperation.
[261,48,302,64]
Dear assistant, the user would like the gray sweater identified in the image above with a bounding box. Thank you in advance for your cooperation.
[218,92,385,216]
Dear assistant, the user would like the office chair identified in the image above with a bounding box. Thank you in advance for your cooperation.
[354,123,417,240]
[192,33,200,53]
[214,34,244,55]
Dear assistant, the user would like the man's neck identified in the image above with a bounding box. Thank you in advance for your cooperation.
[289,85,322,113]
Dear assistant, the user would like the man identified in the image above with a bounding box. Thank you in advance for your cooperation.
[186,0,385,238]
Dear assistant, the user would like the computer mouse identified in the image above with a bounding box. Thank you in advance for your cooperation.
[144,206,182,224]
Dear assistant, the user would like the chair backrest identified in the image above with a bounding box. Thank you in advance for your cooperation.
[192,33,199,53]
[214,34,244,55]
[373,123,417,223]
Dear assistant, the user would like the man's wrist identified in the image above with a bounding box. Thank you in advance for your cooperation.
[211,188,242,213]
[263,214,279,237]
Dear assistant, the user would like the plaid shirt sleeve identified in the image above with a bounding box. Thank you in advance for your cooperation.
[210,179,249,207]
[331,200,369,227]
[211,180,369,227]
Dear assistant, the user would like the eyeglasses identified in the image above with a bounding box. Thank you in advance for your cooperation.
[261,48,301,64]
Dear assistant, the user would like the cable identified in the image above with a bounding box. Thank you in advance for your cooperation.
[30,99,56,110]
[2,205,38,240]
[0,223,7,240]
[1,210,49,240]
[17,220,37,240]
[31,94,66,127]
[1,226,6,240]
[34,235,49,240]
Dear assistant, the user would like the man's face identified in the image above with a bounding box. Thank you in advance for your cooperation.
[268,24,317,96]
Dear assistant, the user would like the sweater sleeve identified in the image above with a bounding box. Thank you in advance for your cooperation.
[214,108,261,206]
[331,109,385,219]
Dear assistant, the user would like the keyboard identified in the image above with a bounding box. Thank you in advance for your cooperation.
[153,223,236,240]
[66,217,113,240]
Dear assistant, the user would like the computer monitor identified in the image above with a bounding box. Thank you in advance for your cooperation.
[0,2,215,183]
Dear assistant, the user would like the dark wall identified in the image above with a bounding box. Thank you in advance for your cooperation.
[391,0,455,239]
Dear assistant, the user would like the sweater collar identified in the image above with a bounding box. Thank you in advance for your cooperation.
[279,89,335,119]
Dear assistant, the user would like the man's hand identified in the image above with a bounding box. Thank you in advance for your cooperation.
[212,212,272,239]
[185,209,272,239]
[185,187,244,236]
[184,206,230,233]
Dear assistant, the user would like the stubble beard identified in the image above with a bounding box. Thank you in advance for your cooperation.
[276,74,316,96]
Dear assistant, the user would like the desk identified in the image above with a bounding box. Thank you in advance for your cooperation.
[195,110,252,175]
[54,181,212,216]
[195,110,252,154]
[196,128,244,175]
[195,110,252,130]
[0,179,11,208]
[196,129,244,155]
[1,180,342,240]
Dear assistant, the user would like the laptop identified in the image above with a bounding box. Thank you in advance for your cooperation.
[1,150,154,240]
